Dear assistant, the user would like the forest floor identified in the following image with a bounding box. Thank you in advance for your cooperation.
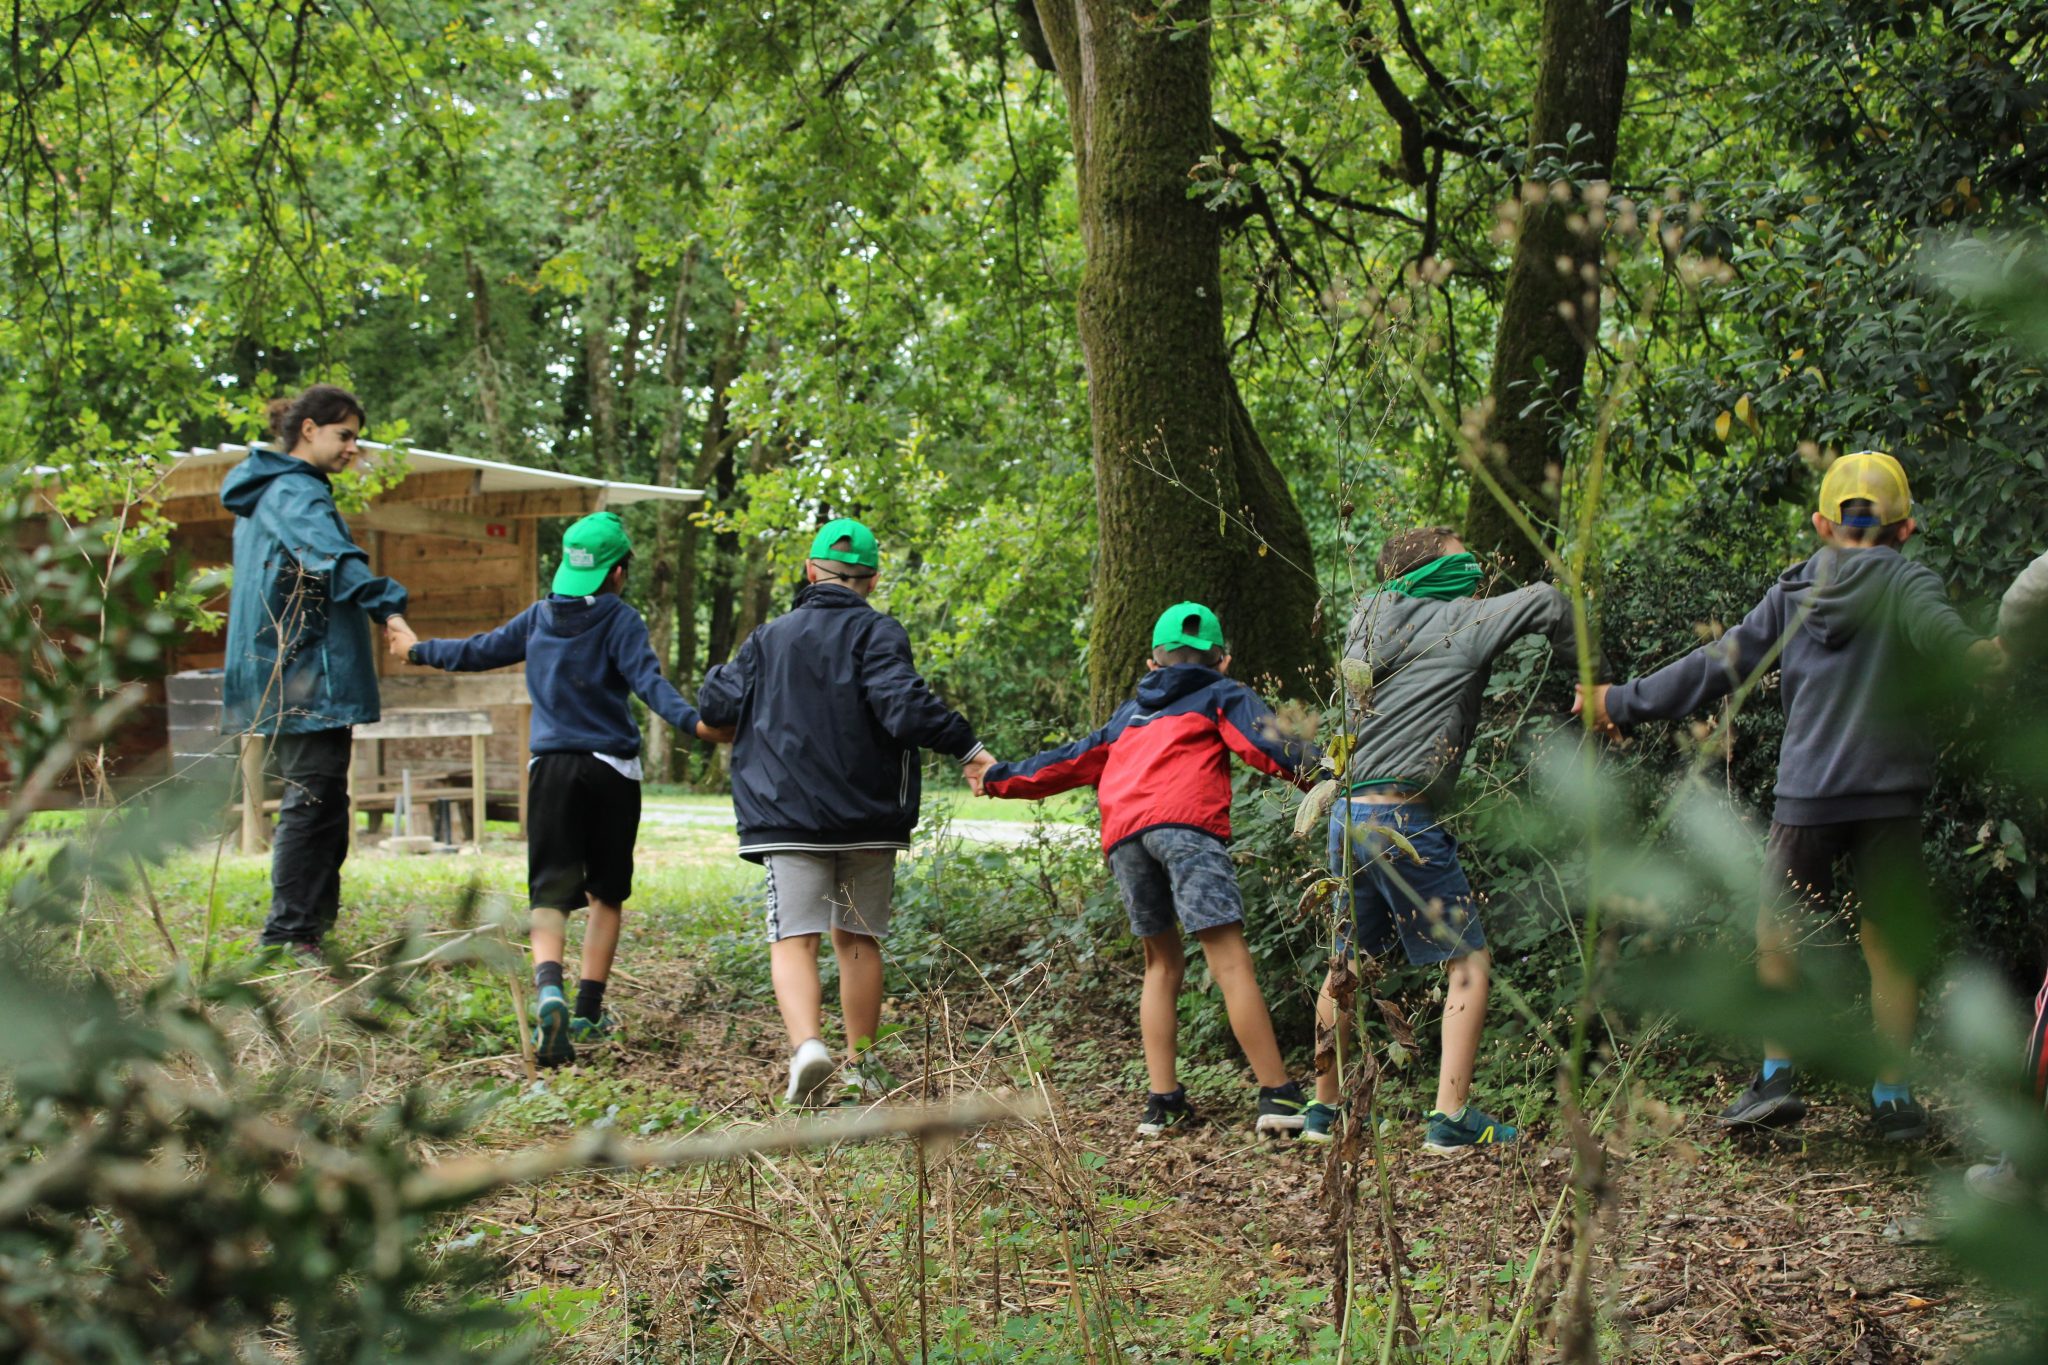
[33,799,2026,1362]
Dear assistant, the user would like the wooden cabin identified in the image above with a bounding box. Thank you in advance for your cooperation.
[9,443,701,846]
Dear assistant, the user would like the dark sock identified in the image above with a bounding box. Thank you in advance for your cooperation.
[534,960,565,991]
[574,978,607,1021]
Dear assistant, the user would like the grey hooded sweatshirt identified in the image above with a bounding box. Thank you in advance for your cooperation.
[1342,583,1579,805]
[1604,545,1980,826]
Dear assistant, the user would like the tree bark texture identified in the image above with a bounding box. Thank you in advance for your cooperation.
[643,252,700,783]
[1463,0,1630,580]
[1032,0,1325,719]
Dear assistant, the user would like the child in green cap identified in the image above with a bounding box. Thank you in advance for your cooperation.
[699,518,992,1106]
[977,602,1322,1138]
[390,511,729,1068]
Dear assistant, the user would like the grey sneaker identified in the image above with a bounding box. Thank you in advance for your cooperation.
[1966,1156,2024,1205]
[1716,1068,1807,1130]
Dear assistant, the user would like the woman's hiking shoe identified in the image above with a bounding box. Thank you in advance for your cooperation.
[533,990,576,1069]
[1869,1095,1930,1143]
[569,1012,619,1045]
[1966,1156,2026,1205]
[1255,1081,1309,1134]
[1137,1089,1196,1136]
[1716,1069,1807,1130]
[1422,1105,1517,1156]
[1298,1101,1342,1146]
[784,1038,837,1107]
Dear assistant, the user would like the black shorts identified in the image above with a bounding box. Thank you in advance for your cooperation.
[527,753,642,911]
[1763,816,1930,927]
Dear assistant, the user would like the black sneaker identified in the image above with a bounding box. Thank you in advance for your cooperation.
[1716,1068,1807,1130]
[1256,1080,1308,1134]
[1870,1095,1930,1143]
[1137,1089,1196,1136]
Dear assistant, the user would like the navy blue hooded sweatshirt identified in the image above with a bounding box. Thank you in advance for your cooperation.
[698,582,982,861]
[1604,545,1981,825]
[410,594,699,757]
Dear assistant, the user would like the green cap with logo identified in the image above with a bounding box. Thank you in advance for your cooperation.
[808,517,880,571]
[1151,601,1226,652]
[552,511,633,596]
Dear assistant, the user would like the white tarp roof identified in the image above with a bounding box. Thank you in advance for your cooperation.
[164,442,703,504]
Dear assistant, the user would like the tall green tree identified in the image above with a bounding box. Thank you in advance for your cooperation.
[1029,0,1326,714]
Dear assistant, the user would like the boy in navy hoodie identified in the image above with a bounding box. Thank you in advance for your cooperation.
[391,512,726,1068]
[1581,452,2002,1140]
[977,602,1321,1137]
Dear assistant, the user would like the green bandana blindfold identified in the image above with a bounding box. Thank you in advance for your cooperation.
[1382,551,1483,600]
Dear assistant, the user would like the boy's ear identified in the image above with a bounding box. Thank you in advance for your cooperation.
[1216,653,1232,674]
[1896,516,1917,545]
[1811,512,1835,542]
[1144,657,1160,672]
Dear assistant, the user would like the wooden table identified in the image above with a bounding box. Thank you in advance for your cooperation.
[350,708,495,849]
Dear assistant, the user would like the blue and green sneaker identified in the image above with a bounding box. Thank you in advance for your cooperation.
[569,1012,619,1045]
[533,988,576,1069]
[1299,1101,1343,1146]
[1422,1104,1516,1156]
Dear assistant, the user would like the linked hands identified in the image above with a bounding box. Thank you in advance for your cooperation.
[695,721,737,743]
[385,614,418,660]
[1571,682,1622,741]
[963,750,996,796]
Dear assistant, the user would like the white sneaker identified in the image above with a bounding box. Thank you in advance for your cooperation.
[785,1038,836,1107]
[1966,1156,2025,1206]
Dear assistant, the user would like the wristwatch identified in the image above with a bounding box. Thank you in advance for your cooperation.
[405,643,421,665]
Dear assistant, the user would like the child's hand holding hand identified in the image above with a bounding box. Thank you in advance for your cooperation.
[694,721,737,744]
[385,615,418,660]
[962,751,995,796]
[1572,682,1622,741]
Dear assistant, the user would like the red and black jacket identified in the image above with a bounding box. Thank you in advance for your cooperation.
[983,664,1320,854]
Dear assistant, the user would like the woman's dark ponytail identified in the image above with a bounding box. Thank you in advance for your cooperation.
[267,384,366,451]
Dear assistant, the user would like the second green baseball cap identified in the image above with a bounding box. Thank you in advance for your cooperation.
[808,517,880,570]
[1152,601,1225,652]
[553,511,632,595]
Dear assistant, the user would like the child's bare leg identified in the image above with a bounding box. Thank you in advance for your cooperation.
[832,927,883,1059]
[1858,915,1917,1085]
[530,906,568,976]
[1140,931,1186,1093]
[771,933,825,1049]
[1756,902,1799,1062]
[1196,924,1289,1089]
[1436,949,1491,1115]
[1314,967,1349,1105]
[578,895,622,983]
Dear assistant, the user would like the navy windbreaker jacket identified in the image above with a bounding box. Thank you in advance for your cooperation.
[982,664,1321,854]
[410,593,700,758]
[697,582,983,862]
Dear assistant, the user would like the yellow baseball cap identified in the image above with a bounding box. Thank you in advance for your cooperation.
[1817,450,1912,528]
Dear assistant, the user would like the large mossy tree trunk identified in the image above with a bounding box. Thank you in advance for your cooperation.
[1463,0,1631,580]
[1032,0,1325,719]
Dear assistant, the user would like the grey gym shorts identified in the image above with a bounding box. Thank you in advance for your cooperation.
[763,849,899,942]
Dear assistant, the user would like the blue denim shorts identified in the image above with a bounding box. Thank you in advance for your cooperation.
[1327,799,1486,965]
[1106,826,1245,939]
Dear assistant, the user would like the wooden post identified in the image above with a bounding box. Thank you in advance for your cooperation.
[471,732,488,849]
[239,733,266,855]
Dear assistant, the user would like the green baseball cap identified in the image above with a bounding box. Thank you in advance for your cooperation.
[808,517,880,570]
[1152,601,1225,652]
[552,511,632,595]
